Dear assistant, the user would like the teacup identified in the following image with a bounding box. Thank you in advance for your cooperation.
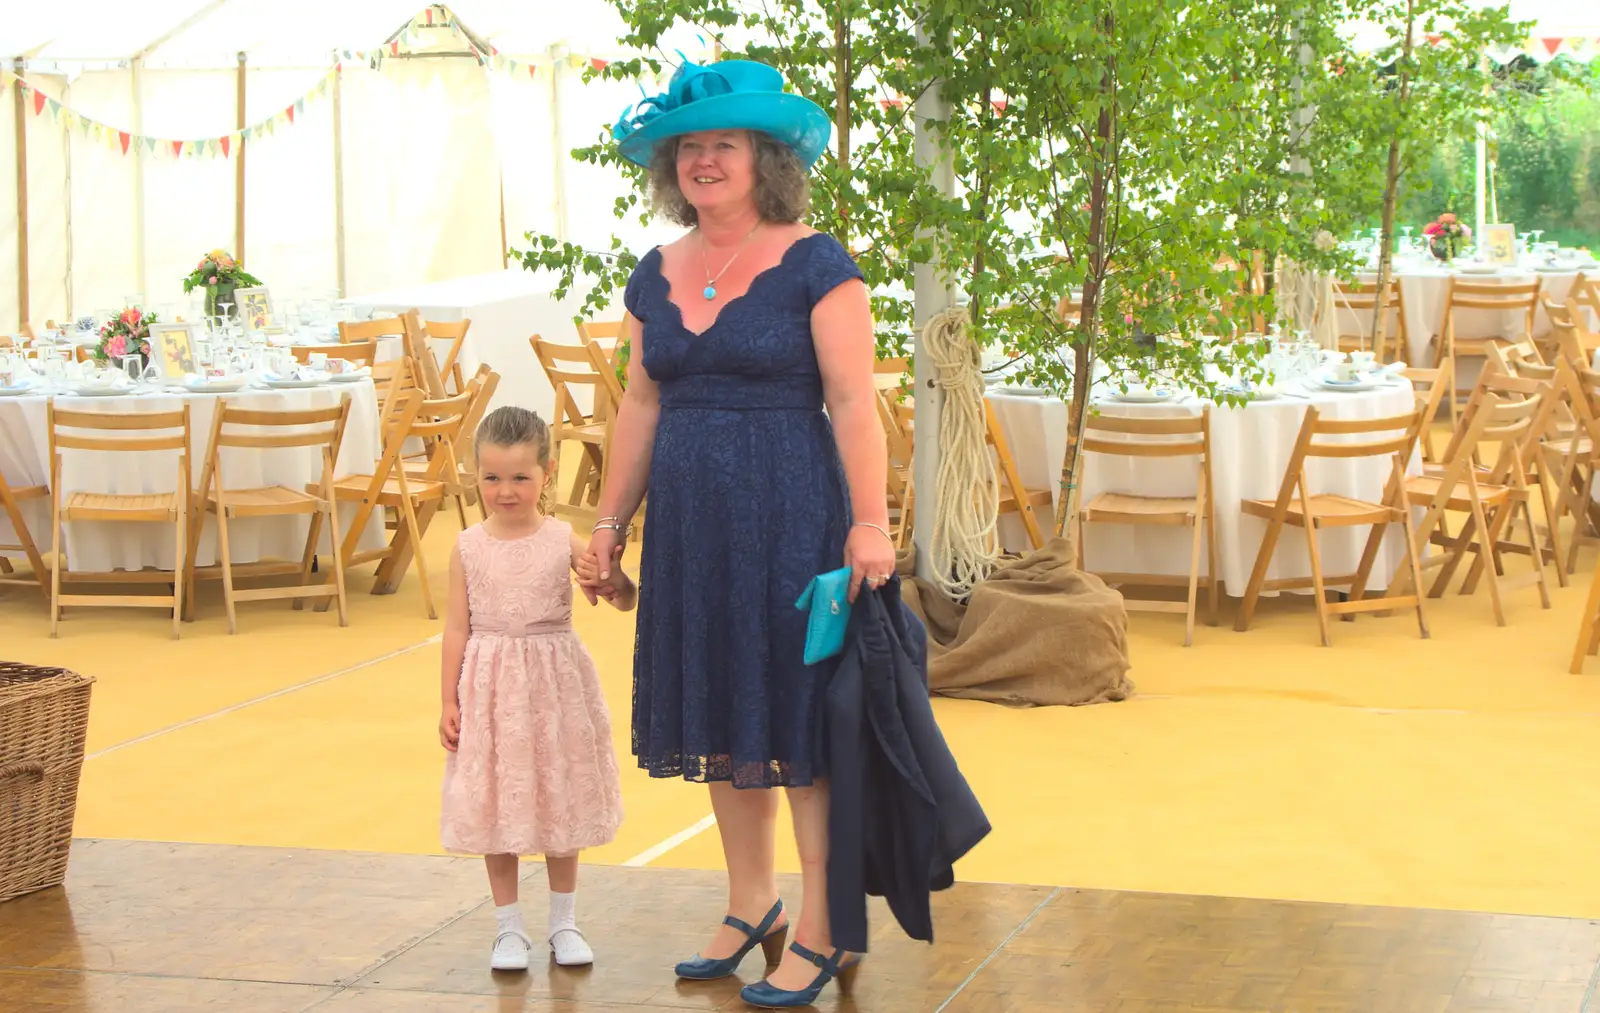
[325,358,347,375]
[1350,350,1376,370]
[1333,361,1360,382]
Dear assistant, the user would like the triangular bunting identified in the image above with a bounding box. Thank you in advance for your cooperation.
[1542,37,1563,55]
[220,135,230,157]
[32,88,46,115]
[390,41,400,57]
[590,58,609,71]
[171,140,183,157]
[119,131,130,154]
[295,98,305,115]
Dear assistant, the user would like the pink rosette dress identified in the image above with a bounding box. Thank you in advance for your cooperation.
[440,519,625,856]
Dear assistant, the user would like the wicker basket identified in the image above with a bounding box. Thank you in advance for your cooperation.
[0,662,94,903]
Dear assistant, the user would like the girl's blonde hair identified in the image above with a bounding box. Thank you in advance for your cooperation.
[475,406,555,515]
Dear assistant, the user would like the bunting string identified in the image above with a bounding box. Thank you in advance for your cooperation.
[0,3,686,161]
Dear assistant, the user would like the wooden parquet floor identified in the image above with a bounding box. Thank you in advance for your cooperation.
[2,841,1597,1012]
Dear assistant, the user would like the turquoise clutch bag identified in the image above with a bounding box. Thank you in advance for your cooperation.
[795,566,854,665]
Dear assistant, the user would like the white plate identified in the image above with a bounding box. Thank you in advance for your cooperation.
[1457,264,1499,275]
[995,385,1048,397]
[262,376,327,389]
[1109,389,1176,403]
[0,383,35,397]
[324,371,370,384]
[1313,376,1382,393]
[65,385,131,398]
[184,378,250,393]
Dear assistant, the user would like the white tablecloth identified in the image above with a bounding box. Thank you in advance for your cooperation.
[0,382,387,573]
[1349,261,1590,366]
[340,269,619,420]
[988,380,1420,595]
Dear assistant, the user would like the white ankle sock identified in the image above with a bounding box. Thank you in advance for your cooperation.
[548,891,577,934]
[496,902,526,938]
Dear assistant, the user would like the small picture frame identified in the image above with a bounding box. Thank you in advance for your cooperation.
[235,287,275,335]
[1483,223,1517,266]
[150,322,199,380]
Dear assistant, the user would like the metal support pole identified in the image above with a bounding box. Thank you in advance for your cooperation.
[911,22,955,581]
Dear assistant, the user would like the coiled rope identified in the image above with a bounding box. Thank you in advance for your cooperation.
[921,307,1000,599]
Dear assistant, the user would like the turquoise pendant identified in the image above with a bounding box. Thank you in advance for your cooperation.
[703,285,717,300]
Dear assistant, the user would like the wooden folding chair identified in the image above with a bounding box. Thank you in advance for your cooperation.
[288,340,378,368]
[1548,295,1600,368]
[1402,356,1452,465]
[1330,279,1409,363]
[1078,410,1217,646]
[1431,278,1542,426]
[875,356,914,397]
[326,388,475,617]
[878,391,915,548]
[423,319,471,394]
[530,336,622,521]
[577,318,628,367]
[185,397,354,633]
[47,405,191,639]
[403,365,500,527]
[1234,406,1429,645]
[985,401,1053,552]
[0,468,49,598]
[1547,363,1600,577]
[1400,372,1555,622]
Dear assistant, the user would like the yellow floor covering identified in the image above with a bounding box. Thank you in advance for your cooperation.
[4,505,1600,922]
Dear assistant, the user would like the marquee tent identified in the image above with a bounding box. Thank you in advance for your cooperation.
[0,0,713,332]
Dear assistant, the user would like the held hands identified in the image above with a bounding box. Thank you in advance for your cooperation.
[845,522,897,603]
[578,527,632,607]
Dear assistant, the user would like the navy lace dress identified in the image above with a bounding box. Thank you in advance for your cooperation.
[622,231,863,789]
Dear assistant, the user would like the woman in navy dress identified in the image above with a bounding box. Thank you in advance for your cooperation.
[579,60,894,1007]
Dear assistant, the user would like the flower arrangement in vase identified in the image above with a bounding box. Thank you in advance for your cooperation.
[94,307,157,365]
[1422,214,1471,262]
[181,249,262,318]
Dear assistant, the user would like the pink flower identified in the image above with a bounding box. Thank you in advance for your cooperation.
[209,275,218,284]
[1439,213,1457,224]
[105,335,127,358]
[1424,223,1441,236]
[127,307,141,323]
[1460,225,1471,238]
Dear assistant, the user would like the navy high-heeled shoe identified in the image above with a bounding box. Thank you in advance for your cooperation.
[739,942,861,1008]
[673,900,788,980]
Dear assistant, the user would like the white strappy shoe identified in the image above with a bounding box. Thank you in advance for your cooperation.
[549,926,594,966]
[490,929,532,971]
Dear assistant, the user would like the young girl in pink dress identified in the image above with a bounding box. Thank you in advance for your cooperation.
[439,406,631,971]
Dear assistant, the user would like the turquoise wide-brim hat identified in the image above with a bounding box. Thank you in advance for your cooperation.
[612,59,832,170]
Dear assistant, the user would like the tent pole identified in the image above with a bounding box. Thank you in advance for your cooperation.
[911,20,954,582]
[131,56,147,301]
[1474,51,1488,236]
[550,45,567,243]
[235,51,246,261]
[332,59,347,298]
[13,59,29,331]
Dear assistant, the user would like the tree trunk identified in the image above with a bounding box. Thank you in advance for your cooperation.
[1057,13,1116,556]
[1370,0,1415,351]
[833,10,852,226]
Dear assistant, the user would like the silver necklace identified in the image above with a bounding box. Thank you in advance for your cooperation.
[699,223,762,300]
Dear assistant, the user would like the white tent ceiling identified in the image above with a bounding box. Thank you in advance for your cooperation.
[1,0,692,69]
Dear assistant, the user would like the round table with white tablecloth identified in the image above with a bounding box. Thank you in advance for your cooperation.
[987,377,1420,595]
[1349,259,1593,366]
[0,381,388,573]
